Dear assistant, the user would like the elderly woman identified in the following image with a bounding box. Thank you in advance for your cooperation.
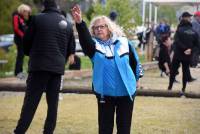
[12,4,31,79]
[71,5,142,134]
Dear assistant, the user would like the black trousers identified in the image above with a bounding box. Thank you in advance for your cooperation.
[96,95,135,134]
[14,39,24,76]
[169,58,190,92]
[14,71,61,134]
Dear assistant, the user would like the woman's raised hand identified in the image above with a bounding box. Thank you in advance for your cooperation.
[71,5,82,24]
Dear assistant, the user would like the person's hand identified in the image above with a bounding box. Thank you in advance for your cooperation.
[184,49,191,55]
[166,69,170,76]
[71,5,82,24]
[68,54,75,65]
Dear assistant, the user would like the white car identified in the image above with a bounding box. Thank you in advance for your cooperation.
[0,34,14,52]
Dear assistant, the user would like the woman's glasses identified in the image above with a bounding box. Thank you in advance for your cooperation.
[93,24,108,31]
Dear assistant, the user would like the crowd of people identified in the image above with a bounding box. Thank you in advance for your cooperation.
[12,0,143,134]
[10,0,200,133]
[157,11,200,95]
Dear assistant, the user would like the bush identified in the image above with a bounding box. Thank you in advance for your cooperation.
[0,46,15,77]
[0,45,29,77]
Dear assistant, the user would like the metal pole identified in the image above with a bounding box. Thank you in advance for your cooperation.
[149,3,152,25]
[154,6,158,25]
[142,0,146,26]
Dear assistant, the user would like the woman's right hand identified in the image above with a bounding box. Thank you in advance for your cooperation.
[71,5,82,24]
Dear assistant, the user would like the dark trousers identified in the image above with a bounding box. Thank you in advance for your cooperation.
[169,58,190,92]
[96,95,135,134]
[14,71,61,134]
[14,39,24,76]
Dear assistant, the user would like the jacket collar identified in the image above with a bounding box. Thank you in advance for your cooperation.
[178,20,192,28]
[42,7,60,14]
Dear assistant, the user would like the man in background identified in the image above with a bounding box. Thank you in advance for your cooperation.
[168,12,199,95]
[14,0,75,133]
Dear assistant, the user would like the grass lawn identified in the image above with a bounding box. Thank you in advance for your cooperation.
[0,93,200,134]
[79,53,146,70]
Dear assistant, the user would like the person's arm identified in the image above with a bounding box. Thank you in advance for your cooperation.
[193,31,200,51]
[65,23,76,64]
[13,15,24,38]
[76,21,96,58]
[164,62,170,75]
[128,41,142,81]
[23,16,35,56]
[71,5,96,58]
[66,23,76,59]
[159,46,170,74]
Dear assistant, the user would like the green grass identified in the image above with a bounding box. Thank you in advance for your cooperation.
[79,53,146,70]
[0,93,200,134]
[80,56,92,69]
[0,46,29,77]
[0,48,145,77]
[138,54,146,63]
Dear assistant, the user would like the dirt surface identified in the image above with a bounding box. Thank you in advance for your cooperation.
[0,67,200,95]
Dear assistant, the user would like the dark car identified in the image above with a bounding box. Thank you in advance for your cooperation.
[0,34,14,52]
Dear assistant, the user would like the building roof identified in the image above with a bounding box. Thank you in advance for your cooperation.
[144,0,200,5]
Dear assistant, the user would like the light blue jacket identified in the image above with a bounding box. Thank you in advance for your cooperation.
[91,37,140,100]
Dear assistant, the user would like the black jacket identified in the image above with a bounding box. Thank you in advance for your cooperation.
[173,20,199,61]
[23,7,75,74]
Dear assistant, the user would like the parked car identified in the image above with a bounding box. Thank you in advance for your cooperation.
[0,34,14,52]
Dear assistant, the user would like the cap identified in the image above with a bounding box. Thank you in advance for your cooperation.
[194,11,200,17]
[181,12,193,18]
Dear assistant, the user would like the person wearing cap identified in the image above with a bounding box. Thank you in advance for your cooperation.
[13,0,75,133]
[168,12,199,94]
[191,11,200,67]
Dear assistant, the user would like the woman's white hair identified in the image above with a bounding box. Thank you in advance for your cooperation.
[17,4,31,14]
[89,15,125,37]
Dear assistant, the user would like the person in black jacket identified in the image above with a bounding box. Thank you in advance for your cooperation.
[13,0,75,133]
[168,12,199,94]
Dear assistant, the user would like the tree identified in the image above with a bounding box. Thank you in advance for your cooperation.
[0,0,21,34]
[0,0,39,35]
[85,0,141,36]
[157,5,177,25]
